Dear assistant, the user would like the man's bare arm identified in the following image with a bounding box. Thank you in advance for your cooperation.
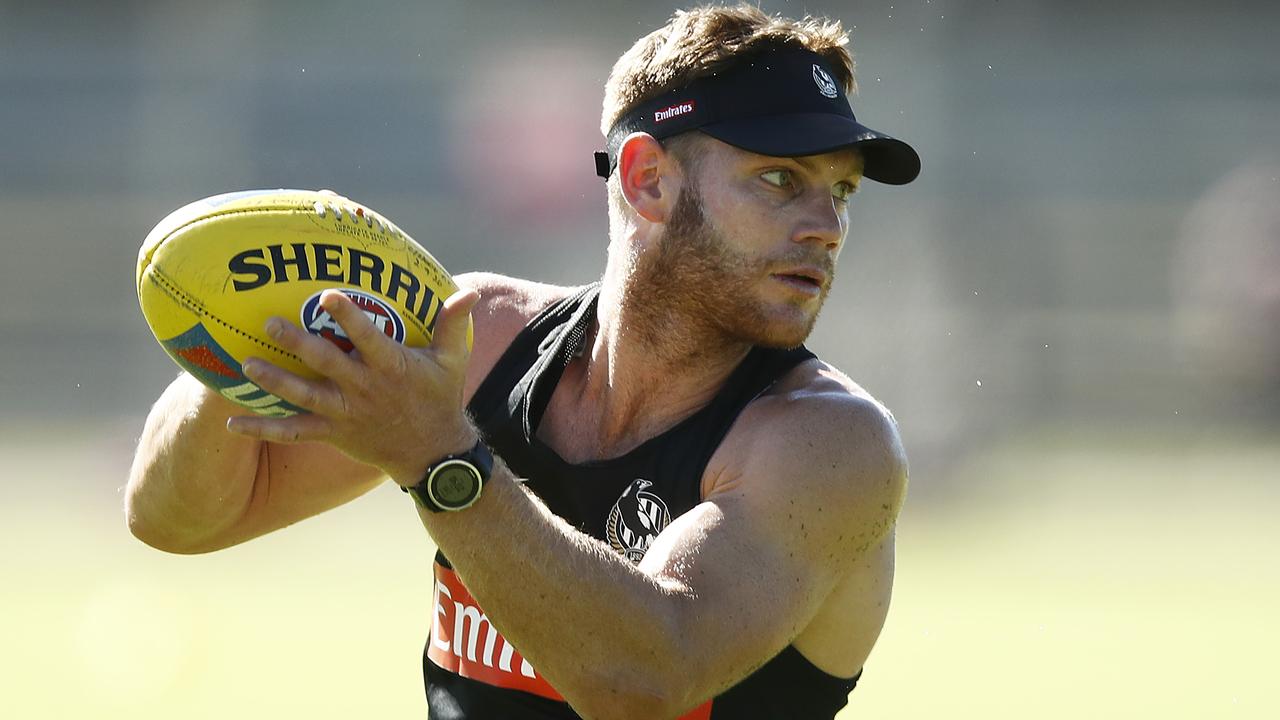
[125,373,385,553]
[125,273,554,554]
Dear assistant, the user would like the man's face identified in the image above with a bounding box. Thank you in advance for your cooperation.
[638,137,862,349]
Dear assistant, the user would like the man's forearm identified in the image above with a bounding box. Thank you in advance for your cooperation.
[126,374,264,553]
[418,461,696,718]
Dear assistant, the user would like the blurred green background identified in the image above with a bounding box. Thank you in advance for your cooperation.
[2,0,1277,717]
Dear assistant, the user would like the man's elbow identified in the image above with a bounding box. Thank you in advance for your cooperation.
[568,683,699,720]
[124,492,226,555]
[126,512,213,555]
[565,637,711,719]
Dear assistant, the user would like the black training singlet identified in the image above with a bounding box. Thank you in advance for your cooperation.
[424,283,860,719]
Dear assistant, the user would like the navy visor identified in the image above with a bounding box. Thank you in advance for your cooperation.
[594,48,920,185]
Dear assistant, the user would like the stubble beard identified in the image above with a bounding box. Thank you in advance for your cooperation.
[624,182,830,357]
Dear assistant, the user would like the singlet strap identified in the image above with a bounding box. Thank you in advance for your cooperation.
[518,286,600,441]
[467,283,600,424]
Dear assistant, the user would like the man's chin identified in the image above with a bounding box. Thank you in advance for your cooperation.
[754,331,814,350]
[735,310,819,349]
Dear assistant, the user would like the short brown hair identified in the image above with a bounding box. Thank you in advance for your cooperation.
[601,4,855,137]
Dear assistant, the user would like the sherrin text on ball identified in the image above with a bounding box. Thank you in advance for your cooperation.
[136,189,466,417]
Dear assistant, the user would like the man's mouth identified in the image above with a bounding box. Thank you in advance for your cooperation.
[772,267,828,290]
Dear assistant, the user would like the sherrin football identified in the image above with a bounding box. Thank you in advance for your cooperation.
[137,189,464,417]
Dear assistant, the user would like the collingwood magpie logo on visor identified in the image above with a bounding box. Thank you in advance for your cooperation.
[812,63,839,98]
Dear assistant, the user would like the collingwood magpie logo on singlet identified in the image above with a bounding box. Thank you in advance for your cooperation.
[606,479,672,563]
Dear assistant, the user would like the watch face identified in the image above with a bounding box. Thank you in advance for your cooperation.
[430,461,481,510]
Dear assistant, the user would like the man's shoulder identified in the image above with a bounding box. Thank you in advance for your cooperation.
[706,357,906,505]
[456,272,581,326]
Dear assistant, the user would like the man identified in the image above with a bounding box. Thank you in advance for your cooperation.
[126,5,919,719]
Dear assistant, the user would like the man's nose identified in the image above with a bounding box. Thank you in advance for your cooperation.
[791,190,845,250]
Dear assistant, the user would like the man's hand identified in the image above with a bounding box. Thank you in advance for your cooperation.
[226,287,480,484]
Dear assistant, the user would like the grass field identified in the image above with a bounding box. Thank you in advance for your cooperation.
[2,421,1275,718]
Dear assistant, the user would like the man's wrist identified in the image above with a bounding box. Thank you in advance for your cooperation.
[401,436,493,513]
[390,422,481,488]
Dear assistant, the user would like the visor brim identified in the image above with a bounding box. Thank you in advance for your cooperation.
[699,113,921,185]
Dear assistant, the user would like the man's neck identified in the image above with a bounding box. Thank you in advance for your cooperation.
[546,274,752,461]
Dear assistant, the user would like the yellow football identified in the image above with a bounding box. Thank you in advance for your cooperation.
[137,189,465,417]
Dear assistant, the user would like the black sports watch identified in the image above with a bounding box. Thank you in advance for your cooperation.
[402,440,494,512]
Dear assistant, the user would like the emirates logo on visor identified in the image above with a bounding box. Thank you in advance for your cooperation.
[653,101,696,123]
[812,64,839,98]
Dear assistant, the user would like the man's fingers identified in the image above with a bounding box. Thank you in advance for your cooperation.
[264,316,359,380]
[432,287,480,363]
[226,412,332,443]
[242,357,346,416]
[319,290,401,370]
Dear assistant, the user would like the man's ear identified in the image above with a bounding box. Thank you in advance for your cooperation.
[618,133,681,224]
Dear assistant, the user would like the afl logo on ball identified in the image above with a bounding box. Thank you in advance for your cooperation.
[606,479,672,564]
[812,64,839,98]
[300,289,406,353]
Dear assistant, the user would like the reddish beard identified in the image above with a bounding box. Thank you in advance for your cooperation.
[626,181,831,352]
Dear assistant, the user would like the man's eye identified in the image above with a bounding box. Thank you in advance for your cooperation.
[761,169,792,188]
[833,182,858,202]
